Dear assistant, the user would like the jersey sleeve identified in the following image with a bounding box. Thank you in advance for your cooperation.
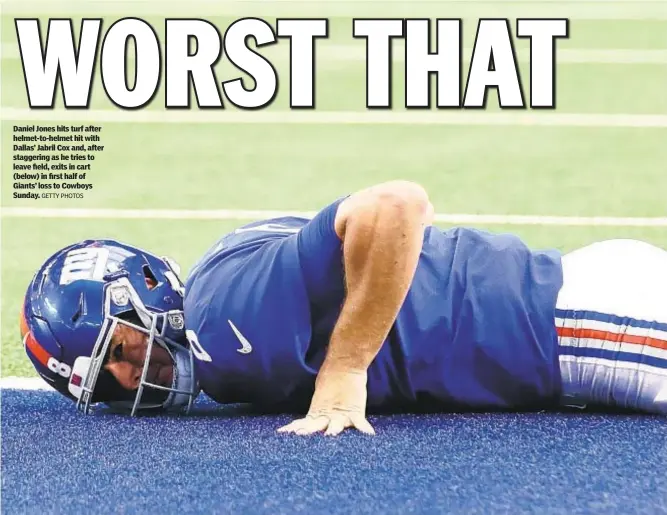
[296,196,348,306]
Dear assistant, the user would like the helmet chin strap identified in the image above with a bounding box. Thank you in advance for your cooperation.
[162,344,200,413]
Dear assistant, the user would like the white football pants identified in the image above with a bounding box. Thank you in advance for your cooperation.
[555,239,667,414]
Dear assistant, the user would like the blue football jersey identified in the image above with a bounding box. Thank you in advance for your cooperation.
[184,198,564,411]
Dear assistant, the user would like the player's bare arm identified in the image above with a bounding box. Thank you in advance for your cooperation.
[278,181,434,436]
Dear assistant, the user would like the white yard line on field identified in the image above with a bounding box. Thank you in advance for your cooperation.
[0,377,54,391]
[3,207,667,227]
[4,108,667,127]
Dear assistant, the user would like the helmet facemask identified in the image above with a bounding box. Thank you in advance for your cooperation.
[72,276,199,416]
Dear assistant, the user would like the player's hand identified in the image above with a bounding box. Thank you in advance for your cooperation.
[277,366,375,437]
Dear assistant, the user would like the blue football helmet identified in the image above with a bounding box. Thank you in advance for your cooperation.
[21,239,199,415]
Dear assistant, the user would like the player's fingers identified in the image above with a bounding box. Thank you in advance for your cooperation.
[324,415,349,437]
[277,416,320,433]
[295,415,330,435]
[350,414,376,435]
[277,418,307,433]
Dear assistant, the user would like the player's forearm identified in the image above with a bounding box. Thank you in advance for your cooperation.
[324,189,429,372]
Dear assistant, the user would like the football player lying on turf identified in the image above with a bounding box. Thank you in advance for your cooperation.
[21,181,667,436]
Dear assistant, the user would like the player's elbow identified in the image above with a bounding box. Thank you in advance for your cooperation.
[372,181,433,227]
[335,180,433,240]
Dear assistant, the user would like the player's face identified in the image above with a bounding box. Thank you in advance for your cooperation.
[103,323,173,392]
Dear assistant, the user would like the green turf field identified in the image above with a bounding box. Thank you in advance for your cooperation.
[2,1,666,377]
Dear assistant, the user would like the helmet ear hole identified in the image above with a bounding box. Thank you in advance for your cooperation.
[71,294,85,324]
[142,265,158,290]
